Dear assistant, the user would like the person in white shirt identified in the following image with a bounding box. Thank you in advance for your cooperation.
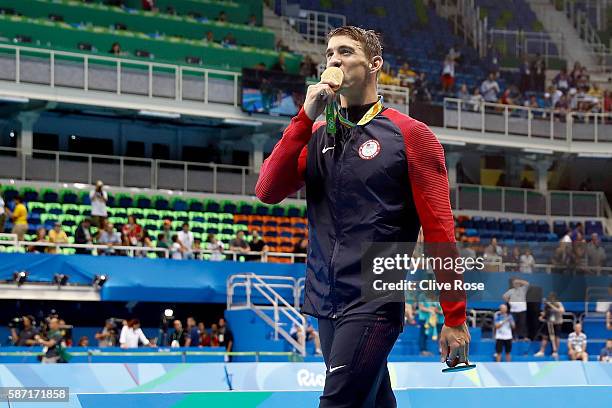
[494,304,515,362]
[480,72,500,103]
[0,185,6,233]
[503,278,530,340]
[170,235,184,260]
[206,233,225,261]
[568,323,588,361]
[177,223,194,259]
[519,248,535,273]
[119,319,154,348]
[89,180,108,229]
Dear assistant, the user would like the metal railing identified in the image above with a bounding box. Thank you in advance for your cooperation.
[584,286,612,316]
[0,238,308,263]
[0,146,309,199]
[0,42,241,107]
[227,273,306,356]
[443,97,612,143]
[456,0,489,57]
[280,9,346,47]
[488,29,565,65]
[452,183,608,218]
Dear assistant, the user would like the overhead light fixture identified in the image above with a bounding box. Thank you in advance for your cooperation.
[577,152,612,159]
[53,273,69,287]
[0,96,29,103]
[164,308,174,318]
[138,110,181,119]
[522,148,554,155]
[92,274,108,289]
[222,118,263,127]
[13,271,28,286]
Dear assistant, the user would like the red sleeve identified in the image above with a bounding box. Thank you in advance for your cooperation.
[383,110,466,327]
[255,108,323,204]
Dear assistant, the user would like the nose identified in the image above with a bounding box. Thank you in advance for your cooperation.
[327,53,342,68]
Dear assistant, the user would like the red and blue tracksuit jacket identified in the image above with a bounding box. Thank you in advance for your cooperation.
[256,106,466,327]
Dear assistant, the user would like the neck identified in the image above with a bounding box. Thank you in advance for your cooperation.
[339,83,379,108]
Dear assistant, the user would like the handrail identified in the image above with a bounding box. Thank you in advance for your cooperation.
[487,29,565,65]
[584,286,611,316]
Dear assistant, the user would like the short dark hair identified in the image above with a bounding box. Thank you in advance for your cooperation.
[327,26,382,60]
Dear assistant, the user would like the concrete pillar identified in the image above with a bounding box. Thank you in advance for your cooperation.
[251,133,270,174]
[534,159,552,193]
[16,112,39,156]
[446,152,461,187]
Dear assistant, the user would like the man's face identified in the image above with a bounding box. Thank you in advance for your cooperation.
[182,224,189,232]
[49,318,59,331]
[575,324,582,334]
[187,318,195,327]
[500,304,507,314]
[325,35,374,96]
[219,318,225,328]
[174,320,182,330]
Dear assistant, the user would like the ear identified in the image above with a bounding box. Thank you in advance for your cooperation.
[369,56,383,75]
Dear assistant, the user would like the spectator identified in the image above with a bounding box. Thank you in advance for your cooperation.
[293,237,308,263]
[119,319,153,348]
[95,319,119,347]
[518,56,531,93]
[35,317,65,363]
[216,11,227,23]
[141,0,158,12]
[10,315,38,346]
[599,339,612,362]
[530,53,546,92]
[494,304,515,362]
[200,323,219,347]
[75,219,93,254]
[248,230,268,261]
[185,317,200,347]
[417,292,444,356]
[89,181,108,229]
[246,13,257,26]
[290,316,322,355]
[569,61,582,87]
[504,246,521,272]
[468,87,483,111]
[299,55,317,78]
[169,319,186,347]
[572,236,588,274]
[553,68,570,93]
[229,230,250,255]
[193,238,202,259]
[271,53,286,72]
[457,83,470,105]
[156,233,170,256]
[535,292,564,358]
[218,318,234,358]
[440,56,455,93]
[205,233,224,261]
[122,215,143,247]
[77,336,89,347]
[551,241,571,273]
[29,227,48,253]
[9,195,28,241]
[484,237,503,260]
[109,42,123,56]
[170,235,184,260]
[519,248,535,273]
[586,233,606,274]
[480,73,500,103]
[567,323,588,361]
[222,33,237,47]
[398,62,417,86]
[160,219,173,241]
[204,31,214,43]
[571,222,585,240]
[0,184,5,233]
[413,72,431,102]
[177,223,194,259]
[554,94,570,117]
[97,222,122,255]
[47,222,68,254]
[503,278,529,340]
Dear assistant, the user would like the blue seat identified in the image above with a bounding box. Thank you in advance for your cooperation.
[513,219,526,233]
[119,196,133,208]
[287,207,301,217]
[155,198,169,210]
[137,198,151,209]
[43,191,59,203]
[553,220,567,237]
[62,191,78,204]
[205,201,220,213]
[223,203,237,214]
[172,200,187,211]
[189,201,203,212]
[240,204,253,215]
[537,220,550,233]
[272,207,285,217]
[23,190,38,202]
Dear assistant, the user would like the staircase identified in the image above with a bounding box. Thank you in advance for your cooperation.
[525,0,600,69]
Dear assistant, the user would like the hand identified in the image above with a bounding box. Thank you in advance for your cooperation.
[439,322,471,364]
[303,80,339,121]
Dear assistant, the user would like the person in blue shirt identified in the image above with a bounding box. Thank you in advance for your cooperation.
[185,317,200,347]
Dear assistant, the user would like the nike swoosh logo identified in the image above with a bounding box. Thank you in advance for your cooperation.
[328,365,346,373]
[322,146,334,154]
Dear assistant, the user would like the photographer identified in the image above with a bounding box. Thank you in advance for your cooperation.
[95,319,119,347]
[35,318,65,363]
[89,180,108,229]
[9,315,38,346]
[534,292,564,358]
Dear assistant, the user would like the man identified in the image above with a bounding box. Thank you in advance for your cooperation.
[218,317,234,359]
[35,318,65,363]
[74,218,93,254]
[97,222,122,255]
[95,319,119,347]
[10,315,38,346]
[503,278,529,340]
[599,339,612,362]
[255,26,468,407]
[534,292,564,358]
[169,319,186,347]
[247,230,268,261]
[494,304,515,362]
[290,316,322,355]
[229,230,250,256]
[185,317,200,347]
[177,223,194,259]
[586,233,606,275]
[568,323,588,361]
[89,181,108,229]
[9,195,28,241]
[480,72,500,103]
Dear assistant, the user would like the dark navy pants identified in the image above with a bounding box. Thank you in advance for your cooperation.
[317,314,401,408]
